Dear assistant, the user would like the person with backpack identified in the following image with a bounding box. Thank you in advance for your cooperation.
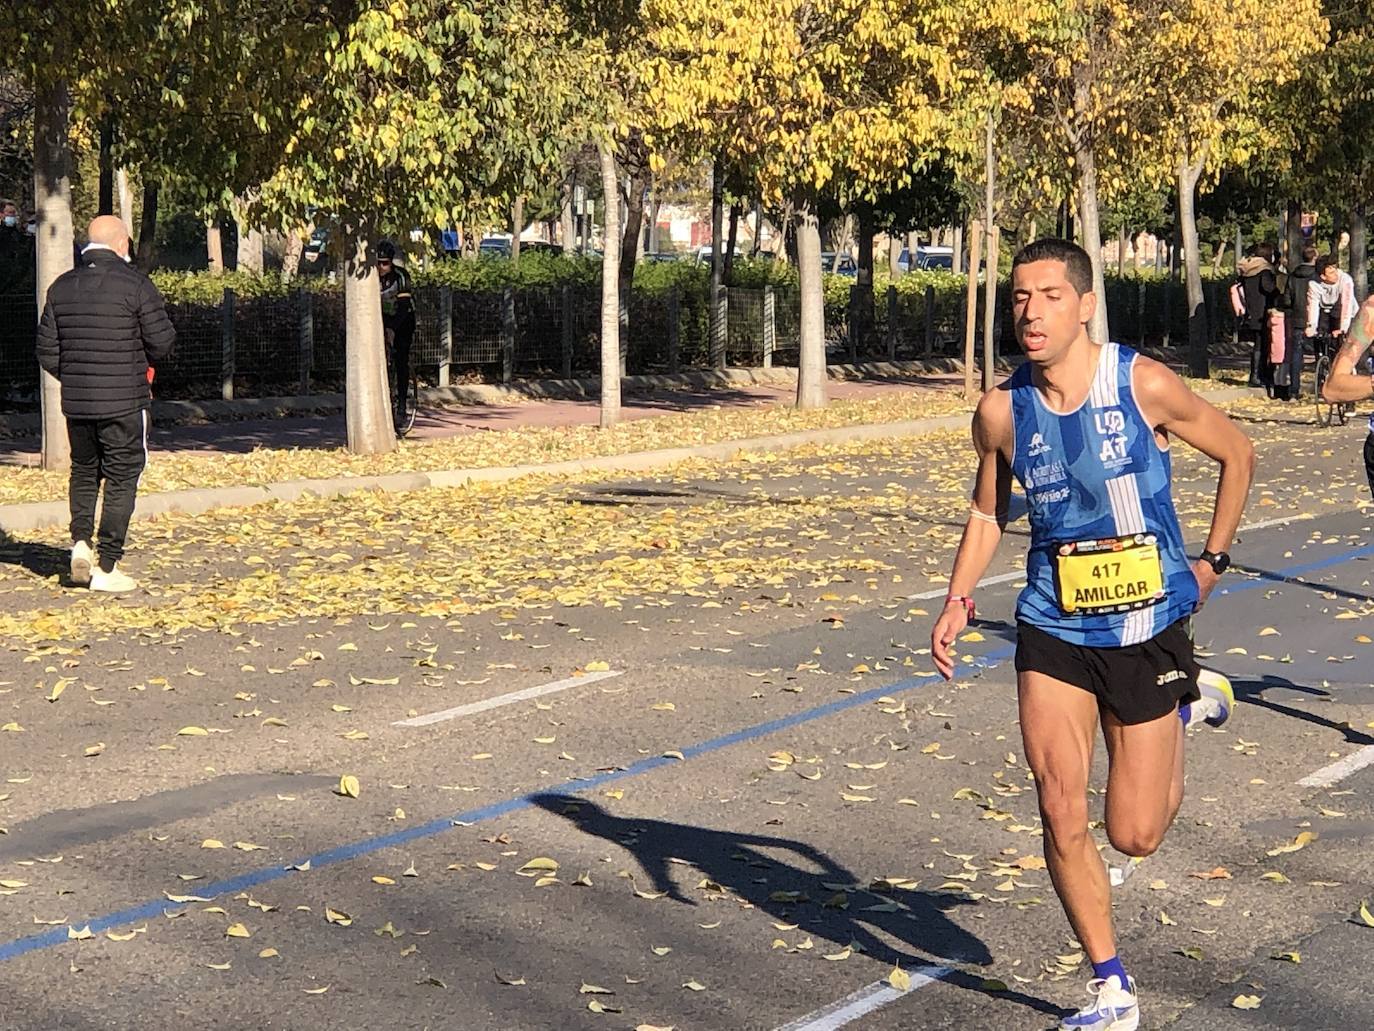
[1235,242,1281,390]
[1279,245,1319,401]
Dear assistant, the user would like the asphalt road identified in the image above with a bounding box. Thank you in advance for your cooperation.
[0,399,1371,1031]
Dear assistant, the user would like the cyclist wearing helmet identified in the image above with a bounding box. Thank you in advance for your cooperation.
[377,241,415,430]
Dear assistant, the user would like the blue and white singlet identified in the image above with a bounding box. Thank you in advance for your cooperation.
[1009,342,1198,647]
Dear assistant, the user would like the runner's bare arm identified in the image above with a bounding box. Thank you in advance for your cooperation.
[1134,359,1255,602]
[931,391,1013,679]
[1321,294,1374,403]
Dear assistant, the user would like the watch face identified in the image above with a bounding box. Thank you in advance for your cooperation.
[1210,552,1230,574]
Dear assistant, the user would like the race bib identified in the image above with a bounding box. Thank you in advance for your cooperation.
[1054,534,1165,615]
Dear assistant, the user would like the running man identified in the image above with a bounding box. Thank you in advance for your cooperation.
[1319,292,1374,501]
[930,239,1255,1030]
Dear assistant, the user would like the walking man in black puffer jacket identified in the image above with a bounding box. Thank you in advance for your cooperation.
[35,215,175,592]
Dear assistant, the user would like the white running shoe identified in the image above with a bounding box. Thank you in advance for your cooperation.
[89,564,137,593]
[1058,975,1139,1030]
[1183,668,1234,730]
[70,540,94,586]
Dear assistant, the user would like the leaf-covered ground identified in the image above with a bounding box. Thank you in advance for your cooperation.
[0,373,1240,508]
[0,390,1370,1030]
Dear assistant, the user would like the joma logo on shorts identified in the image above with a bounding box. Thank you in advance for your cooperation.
[1156,669,1187,686]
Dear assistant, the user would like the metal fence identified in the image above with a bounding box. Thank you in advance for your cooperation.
[0,276,1242,407]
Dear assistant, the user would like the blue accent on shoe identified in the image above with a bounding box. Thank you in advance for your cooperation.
[1092,956,1129,986]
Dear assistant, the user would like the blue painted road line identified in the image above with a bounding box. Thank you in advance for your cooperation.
[0,644,1017,965]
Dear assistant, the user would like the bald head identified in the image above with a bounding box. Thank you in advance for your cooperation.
[88,215,130,253]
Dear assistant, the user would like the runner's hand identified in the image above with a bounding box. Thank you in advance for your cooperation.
[1192,559,1220,610]
[931,601,968,680]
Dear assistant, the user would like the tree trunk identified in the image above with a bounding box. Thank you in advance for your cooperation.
[963,220,983,398]
[982,224,1000,393]
[648,195,663,254]
[116,169,134,236]
[1285,199,1304,267]
[511,195,524,262]
[343,223,395,455]
[236,216,263,274]
[1352,203,1368,303]
[1118,224,1128,277]
[794,201,827,409]
[98,115,114,215]
[206,219,224,274]
[725,201,741,281]
[751,199,763,257]
[281,226,305,282]
[1211,239,1227,275]
[709,154,725,368]
[856,209,876,355]
[619,164,649,298]
[1178,154,1209,379]
[560,175,576,254]
[34,79,74,472]
[832,214,853,271]
[888,236,902,277]
[134,180,158,272]
[598,143,623,427]
[1075,145,1109,343]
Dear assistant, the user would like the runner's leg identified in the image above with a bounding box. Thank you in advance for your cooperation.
[1018,670,1117,963]
[1101,706,1186,858]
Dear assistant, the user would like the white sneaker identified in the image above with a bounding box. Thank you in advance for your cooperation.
[1058,975,1139,1030]
[70,540,94,585]
[1182,668,1234,730]
[89,565,137,593]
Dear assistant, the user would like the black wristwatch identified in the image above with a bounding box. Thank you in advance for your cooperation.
[1198,550,1231,575]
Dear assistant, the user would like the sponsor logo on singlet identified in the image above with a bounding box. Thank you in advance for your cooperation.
[1094,408,1133,471]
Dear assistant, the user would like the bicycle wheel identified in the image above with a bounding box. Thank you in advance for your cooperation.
[1313,356,1333,426]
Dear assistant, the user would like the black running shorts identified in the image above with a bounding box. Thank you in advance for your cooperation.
[1014,618,1202,725]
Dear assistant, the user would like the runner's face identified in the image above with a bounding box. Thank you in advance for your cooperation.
[1012,260,1094,363]
[1322,265,1340,285]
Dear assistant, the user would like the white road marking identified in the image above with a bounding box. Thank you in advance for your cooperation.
[392,670,623,727]
[1298,745,1374,788]
[774,966,951,1031]
[910,570,1023,600]
[1237,513,1316,534]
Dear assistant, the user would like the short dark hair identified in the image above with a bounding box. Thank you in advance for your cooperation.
[1255,241,1276,262]
[1012,238,1093,295]
[1302,245,1319,263]
[1316,254,1339,277]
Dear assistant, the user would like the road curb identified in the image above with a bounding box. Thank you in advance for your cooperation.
[0,385,1263,535]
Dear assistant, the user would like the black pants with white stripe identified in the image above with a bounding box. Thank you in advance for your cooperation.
[67,411,147,571]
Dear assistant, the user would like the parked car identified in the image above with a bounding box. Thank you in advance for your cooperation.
[820,252,858,277]
[897,245,956,273]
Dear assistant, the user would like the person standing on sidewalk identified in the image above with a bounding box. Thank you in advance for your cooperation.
[930,238,1254,1031]
[1279,245,1319,401]
[1320,292,1374,501]
[35,215,175,592]
[1237,242,1280,390]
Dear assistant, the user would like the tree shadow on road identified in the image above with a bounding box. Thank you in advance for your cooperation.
[0,528,68,580]
[529,793,1067,1021]
[1230,561,1374,607]
[1233,675,1374,747]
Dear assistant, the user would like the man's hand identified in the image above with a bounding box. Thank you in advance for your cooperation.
[1192,559,1221,610]
[931,600,969,680]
